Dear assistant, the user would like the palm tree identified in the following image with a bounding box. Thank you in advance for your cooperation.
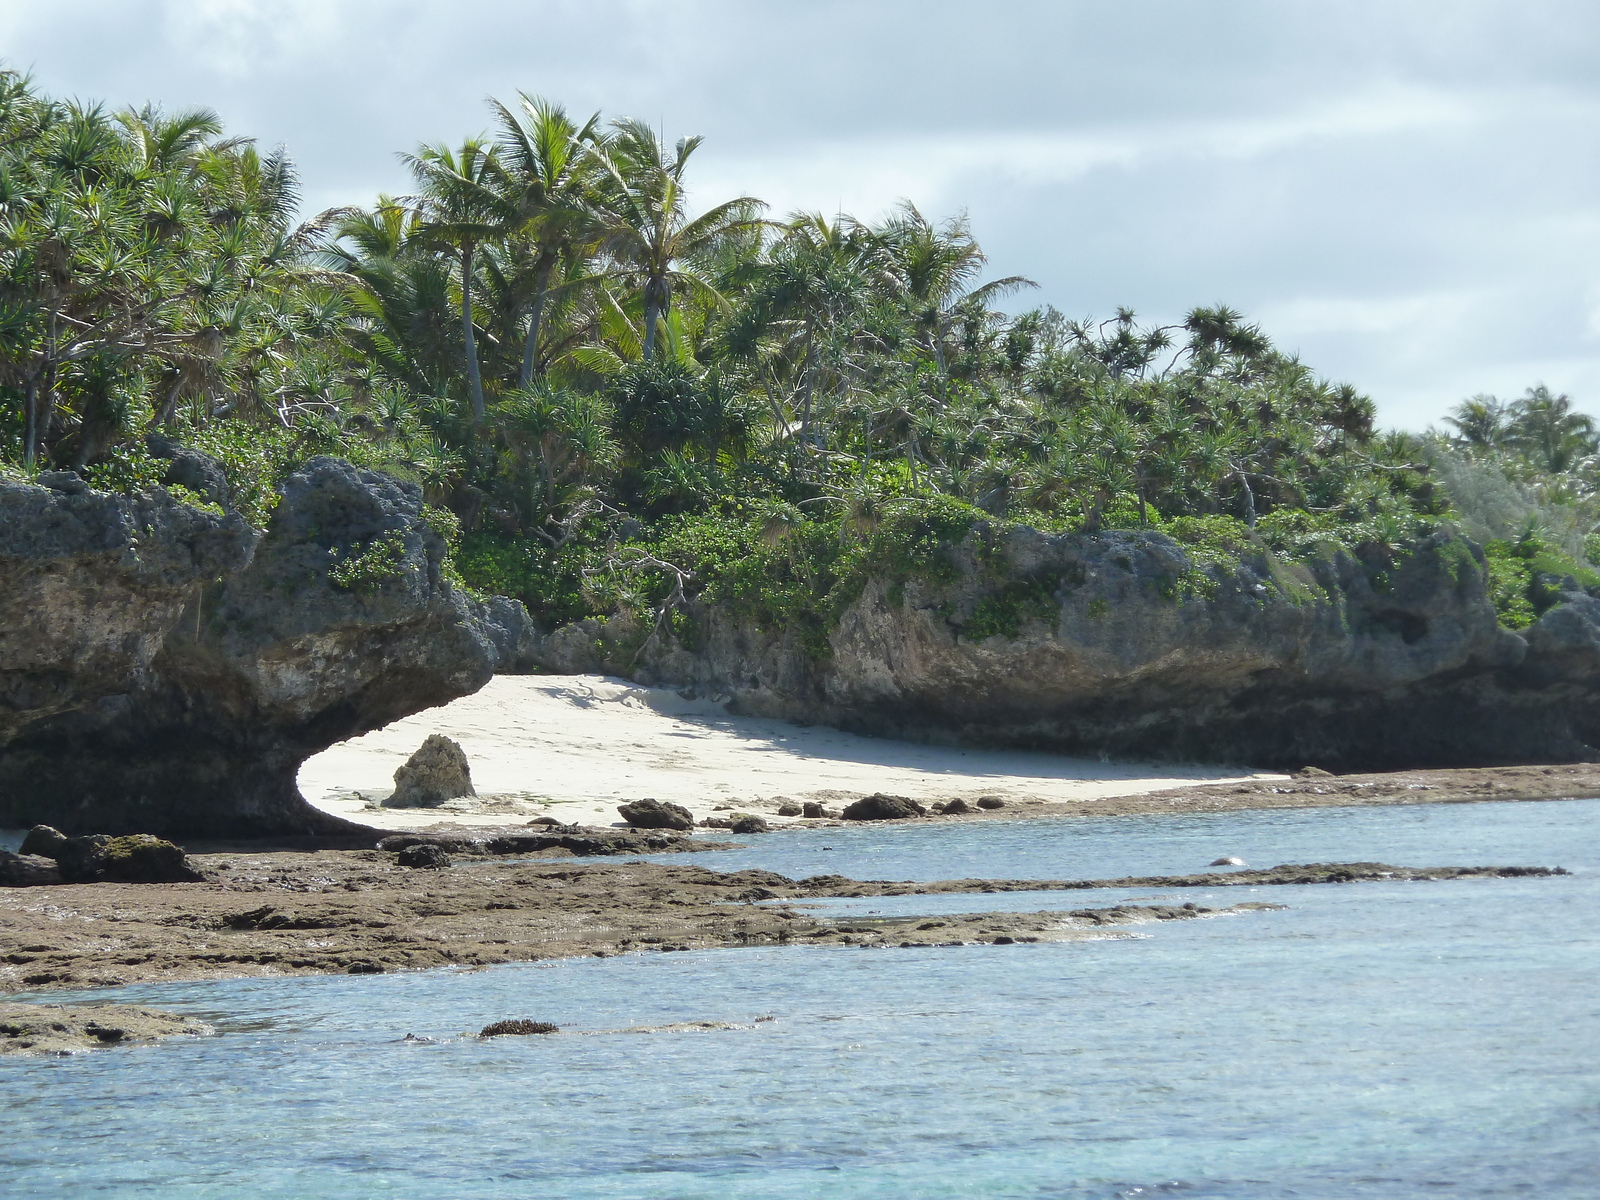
[402,137,512,422]
[1443,395,1512,452]
[1505,385,1598,473]
[872,203,1034,375]
[489,93,605,388]
[591,118,765,361]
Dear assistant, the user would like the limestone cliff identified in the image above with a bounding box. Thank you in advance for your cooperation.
[0,457,533,837]
[534,524,1600,769]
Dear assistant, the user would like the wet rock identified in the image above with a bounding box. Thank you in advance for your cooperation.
[941,798,973,815]
[18,825,67,859]
[479,1019,558,1037]
[1210,856,1247,867]
[617,798,694,831]
[376,827,708,857]
[776,802,802,817]
[976,796,1006,810]
[0,852,61,887]
[0,1002,210,1055]
[385,734,474,808]
[841,794,927,821]
[54,833,204,884]
[801,801,829,819]
[396,843,452,870]
[728,813,769,834]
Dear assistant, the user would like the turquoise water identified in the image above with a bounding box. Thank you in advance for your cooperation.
[2,800,1597,1198]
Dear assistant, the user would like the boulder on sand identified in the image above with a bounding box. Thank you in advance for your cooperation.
[940,798,972,815]
[976,796,1006,810]
[841,794,927,821]
[801,801,829,819]
[386,734,474,808]
[617,798,695,831]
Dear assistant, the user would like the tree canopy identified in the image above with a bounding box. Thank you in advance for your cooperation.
[3,69,1596,635]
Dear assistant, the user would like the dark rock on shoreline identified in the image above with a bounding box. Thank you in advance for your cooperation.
[728,813,769,833]
[376,825,718,857]
[4,825,203,885]
[617,798,695,831]
[535,524,1600,770]
[0,456,535,838]
[396,843,453,870]
[842,794,927,821]
[0,853,61,887]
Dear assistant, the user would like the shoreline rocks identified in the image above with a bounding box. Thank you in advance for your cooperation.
[0,457,535,838]
[842,794,927,821]
[531,525,1600,771]
[617,798,695,831]
[2,825,203,886]
[0,1003,211,1055]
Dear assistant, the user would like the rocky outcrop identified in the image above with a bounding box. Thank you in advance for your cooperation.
[386,734,474,808]
[617,798,695,831]
[0,1003,211,1055]
[842,794,927,821]
[0,457,535,837]
[534,524,1600,770]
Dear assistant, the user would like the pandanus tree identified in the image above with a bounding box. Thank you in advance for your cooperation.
[591,118,765,361]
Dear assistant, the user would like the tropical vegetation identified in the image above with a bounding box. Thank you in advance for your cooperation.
[2,69,1596,638]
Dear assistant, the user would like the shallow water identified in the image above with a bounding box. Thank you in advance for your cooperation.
[2,800,1597,1199]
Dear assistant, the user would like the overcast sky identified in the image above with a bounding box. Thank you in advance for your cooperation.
[3,0,1596,429]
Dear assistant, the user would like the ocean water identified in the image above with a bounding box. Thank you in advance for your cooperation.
[1,799,1597,1199]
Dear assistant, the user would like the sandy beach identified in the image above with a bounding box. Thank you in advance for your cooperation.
[299,674,1279,830]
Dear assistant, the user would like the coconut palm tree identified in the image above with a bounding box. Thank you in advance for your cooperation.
[489,93,606,387]
[1505,385,1598,473]
[591,118,765,361]
[402,137,513,422]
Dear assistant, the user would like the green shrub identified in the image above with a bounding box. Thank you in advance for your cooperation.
[329,532,408,594]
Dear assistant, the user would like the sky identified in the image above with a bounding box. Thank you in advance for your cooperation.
[2,0,1597,430]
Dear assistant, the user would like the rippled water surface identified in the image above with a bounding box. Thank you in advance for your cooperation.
[2,799,1597,1199]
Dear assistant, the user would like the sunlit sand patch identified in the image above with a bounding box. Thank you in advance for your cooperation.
[299,674,1277,831]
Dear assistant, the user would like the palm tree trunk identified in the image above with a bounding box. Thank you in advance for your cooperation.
[642,296,660,362]
[518,258,555,389]
[461,243,485,422]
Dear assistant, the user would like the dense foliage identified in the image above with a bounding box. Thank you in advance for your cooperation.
[3,69,1597,635]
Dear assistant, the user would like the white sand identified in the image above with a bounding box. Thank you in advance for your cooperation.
[300,675,1278,830]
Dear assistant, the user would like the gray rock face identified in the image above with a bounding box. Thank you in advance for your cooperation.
[617,798,695,831]
[386,734,474,808]
[0,456,535,837]
[535,524,1600,770]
